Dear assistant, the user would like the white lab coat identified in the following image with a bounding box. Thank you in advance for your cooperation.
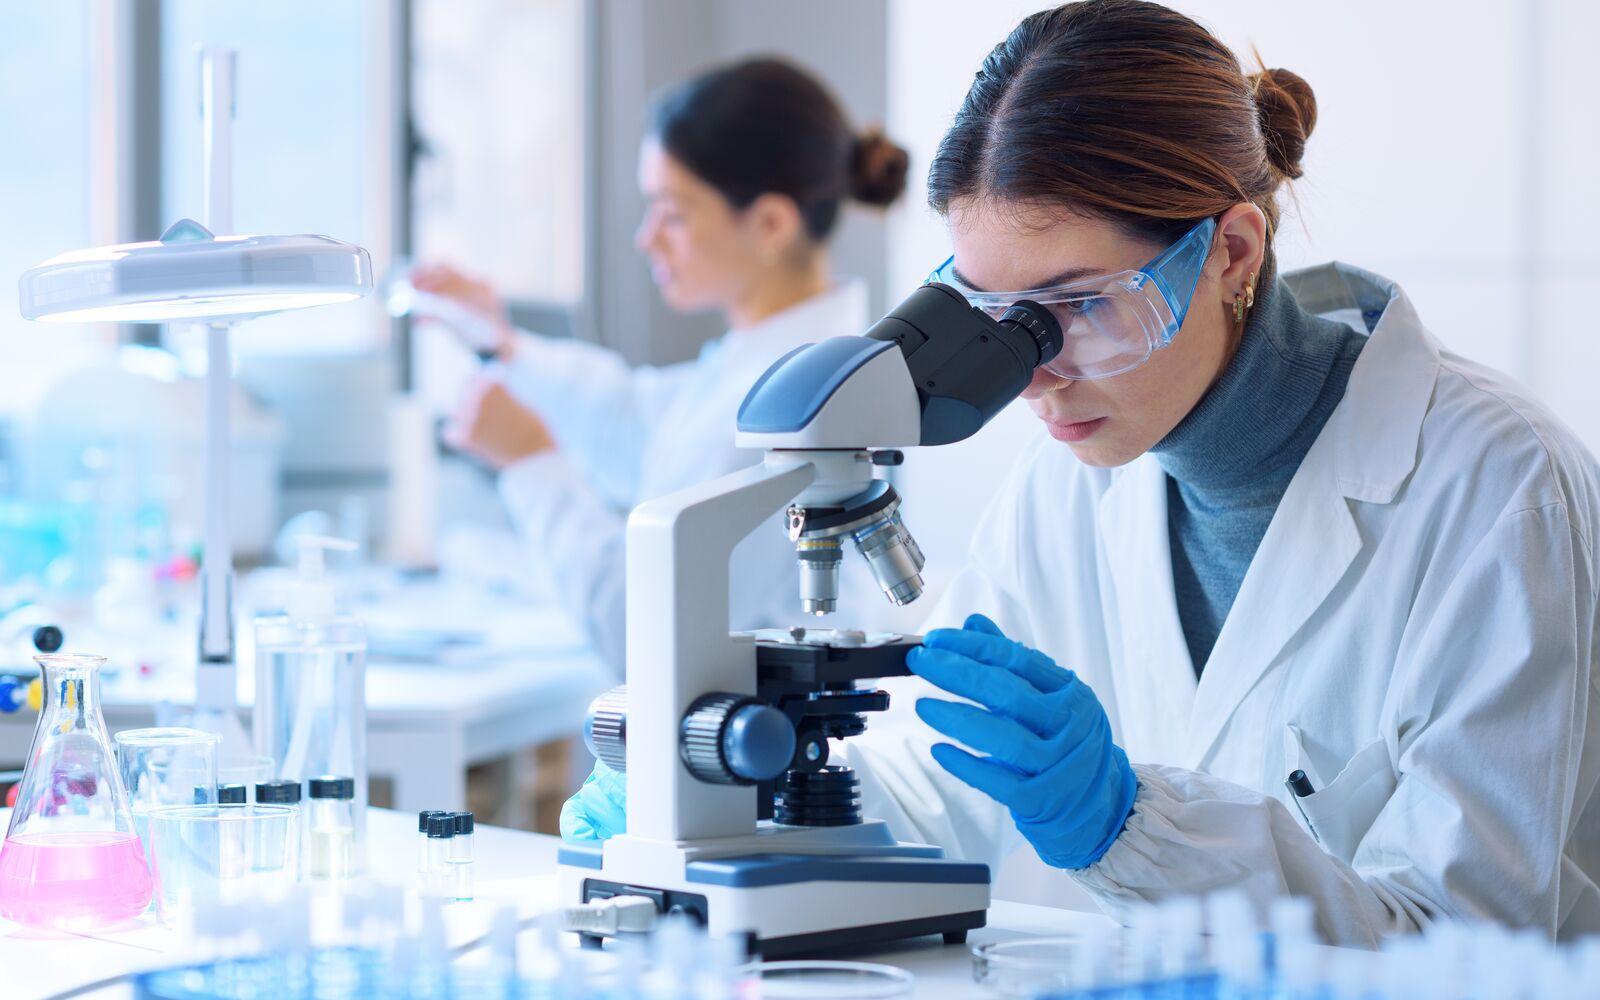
[496,282,871,676]
[848,262,1600,946]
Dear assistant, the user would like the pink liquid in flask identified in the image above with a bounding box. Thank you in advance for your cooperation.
[0,831,152,930]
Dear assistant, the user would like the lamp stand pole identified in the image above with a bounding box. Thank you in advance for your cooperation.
[193,46,241,734]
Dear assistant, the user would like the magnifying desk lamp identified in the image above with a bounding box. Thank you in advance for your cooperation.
[15,46,372,756]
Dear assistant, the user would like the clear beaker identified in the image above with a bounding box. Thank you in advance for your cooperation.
[146,803,298,929]
[0,654,153,930]
[115,727,220,866]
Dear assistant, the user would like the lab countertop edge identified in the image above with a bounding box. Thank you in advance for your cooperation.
[0,806,1113,1000]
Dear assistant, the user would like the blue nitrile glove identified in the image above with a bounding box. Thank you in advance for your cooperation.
[907,613,1137,870]
[560,759,627,843]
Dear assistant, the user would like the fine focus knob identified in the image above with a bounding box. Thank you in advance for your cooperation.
[681,694,796,786]
[584,685,628,773]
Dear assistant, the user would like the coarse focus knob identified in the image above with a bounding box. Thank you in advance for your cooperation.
[584,685,628,772]
[681,693,796,786]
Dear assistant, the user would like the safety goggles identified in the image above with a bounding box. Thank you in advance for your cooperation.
[927,216,1218,381]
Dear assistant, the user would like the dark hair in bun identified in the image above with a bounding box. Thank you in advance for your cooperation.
[851,130,910,207]
[650,57,907,242]
[1250,67,1317,181]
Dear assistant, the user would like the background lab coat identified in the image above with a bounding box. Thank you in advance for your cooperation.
[849,263,1600,946]
[496,281,869,677]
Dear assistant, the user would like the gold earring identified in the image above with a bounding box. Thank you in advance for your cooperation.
[1233,272,1257,325]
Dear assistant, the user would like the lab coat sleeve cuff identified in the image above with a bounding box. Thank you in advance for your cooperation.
[1066,764,1389,947]
[1071,764,1262,897]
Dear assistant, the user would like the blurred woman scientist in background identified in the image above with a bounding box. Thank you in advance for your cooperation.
[565,0,1600,946]
[412,58,908,675]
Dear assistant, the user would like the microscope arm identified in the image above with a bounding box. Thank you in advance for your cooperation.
[623,456,819,842]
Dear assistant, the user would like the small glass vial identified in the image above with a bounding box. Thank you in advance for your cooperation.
[254,780,302,875]
[425,814,454,897]
[447,812,474,902]
[307,776,356,880]
[417,810,446,878]
[214,784,249,880]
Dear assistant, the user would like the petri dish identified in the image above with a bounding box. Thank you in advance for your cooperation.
[971,935,1112,997]
[743,960,915,998]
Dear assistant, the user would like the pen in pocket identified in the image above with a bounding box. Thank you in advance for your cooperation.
[1285,769,1322,844]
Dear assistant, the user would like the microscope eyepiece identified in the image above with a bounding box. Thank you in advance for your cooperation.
[866,282,1065,447]
[1001,299,1064,369]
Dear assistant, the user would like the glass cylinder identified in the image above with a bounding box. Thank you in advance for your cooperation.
[0,654,153,930]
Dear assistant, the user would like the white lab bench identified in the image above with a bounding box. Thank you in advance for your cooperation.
[1,806,1113,1000]
[0,580,613,816]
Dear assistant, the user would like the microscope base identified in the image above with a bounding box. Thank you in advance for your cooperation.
[559,840,990,958]
[573,897,986,958]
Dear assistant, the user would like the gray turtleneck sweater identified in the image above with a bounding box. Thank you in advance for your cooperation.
[1150,262,1368,677]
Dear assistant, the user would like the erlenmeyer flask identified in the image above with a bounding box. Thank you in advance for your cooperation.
[0,654,152,929]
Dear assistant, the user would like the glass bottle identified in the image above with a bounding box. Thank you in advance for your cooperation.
[254,536,367,865]
[0,654,152,929]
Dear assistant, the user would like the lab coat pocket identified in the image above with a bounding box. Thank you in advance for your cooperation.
[1285,734,1396,864]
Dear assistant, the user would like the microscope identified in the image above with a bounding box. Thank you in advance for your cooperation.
[558,281,1063,957]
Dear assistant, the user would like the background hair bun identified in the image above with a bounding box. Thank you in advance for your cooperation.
[849,129,910,207]
[1250,67,1316,180]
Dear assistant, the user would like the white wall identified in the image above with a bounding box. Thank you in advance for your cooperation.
[885,0,1600,619]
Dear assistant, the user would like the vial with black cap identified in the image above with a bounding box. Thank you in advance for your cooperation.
[447,812,474,901]
[255,779,303,874]
[425,812,455,897]
[213,783,248,879]
[417,810,446,876]
[307,775,356,879]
